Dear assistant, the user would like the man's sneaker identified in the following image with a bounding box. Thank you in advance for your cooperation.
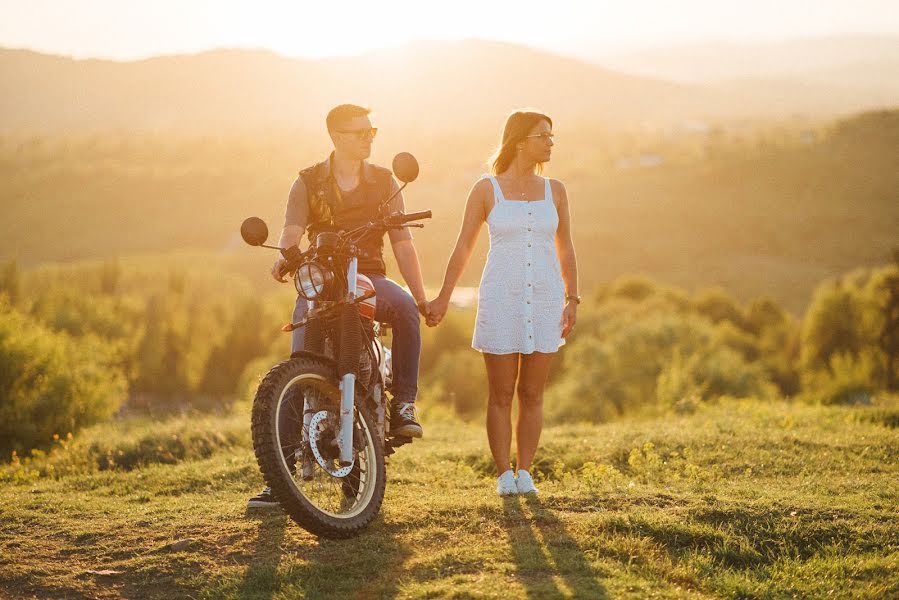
[516,470,539,495]
[497,469,518,496]
[390,402,423,438]
[247,487,280,509]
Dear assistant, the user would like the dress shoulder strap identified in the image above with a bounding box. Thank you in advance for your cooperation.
[488,176,505,204]
[543,177,553,202]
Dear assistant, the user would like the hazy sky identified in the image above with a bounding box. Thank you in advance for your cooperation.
[1,0,898,60]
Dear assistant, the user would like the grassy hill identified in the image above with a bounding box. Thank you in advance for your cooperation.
[1,397,896,598]
[2,109,897,312]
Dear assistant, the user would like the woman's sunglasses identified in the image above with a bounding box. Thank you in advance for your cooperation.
[524,132,554,142]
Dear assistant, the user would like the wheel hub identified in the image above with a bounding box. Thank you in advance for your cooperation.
[308,410,353,477]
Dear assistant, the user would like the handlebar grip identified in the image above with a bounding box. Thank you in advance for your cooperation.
[398,210,432,223]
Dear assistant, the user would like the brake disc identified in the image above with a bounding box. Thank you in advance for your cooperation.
[308,410,353,477]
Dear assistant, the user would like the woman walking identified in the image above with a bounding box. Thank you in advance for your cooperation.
[427,109,580,496]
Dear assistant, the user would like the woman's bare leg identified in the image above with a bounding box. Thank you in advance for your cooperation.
[515,352,555,472]
[483,353,520,475]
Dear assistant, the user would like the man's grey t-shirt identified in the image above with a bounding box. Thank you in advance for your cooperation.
[284,171,413,245]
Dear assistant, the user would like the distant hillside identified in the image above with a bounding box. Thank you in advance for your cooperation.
[0,41,697,133]
[2,109,897,312]
[591,36,899,119]
[2,38,897,134]
[596,34,899,83]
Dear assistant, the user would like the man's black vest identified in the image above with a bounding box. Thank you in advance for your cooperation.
[299,158,394,276]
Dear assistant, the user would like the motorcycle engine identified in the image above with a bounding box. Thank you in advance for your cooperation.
[358,343,374,387]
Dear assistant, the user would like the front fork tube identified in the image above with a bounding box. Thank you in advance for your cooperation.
[373,383,385,442]
[338,258,359,466]
[338,374,356,465]
[300,299,316,479]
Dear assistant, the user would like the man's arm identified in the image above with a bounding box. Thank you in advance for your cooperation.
[385,177,427,307]
[272,177,308,282]
[392,239,428,305]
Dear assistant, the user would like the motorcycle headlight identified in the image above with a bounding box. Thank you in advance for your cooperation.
[295,261,333,300]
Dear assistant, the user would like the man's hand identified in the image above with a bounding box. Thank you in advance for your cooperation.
[271,257,291,283]
[417,300,430,320]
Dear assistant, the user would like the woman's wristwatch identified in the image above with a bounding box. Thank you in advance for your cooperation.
[566,294,582,304]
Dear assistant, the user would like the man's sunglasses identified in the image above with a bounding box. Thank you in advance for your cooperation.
[336,127,378,141]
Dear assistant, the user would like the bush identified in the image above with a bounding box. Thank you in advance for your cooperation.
[420,308,476,373]
[546,312,776,423]
[0,302,127,456]
[693,287,748,331]
[801,277,869,372]
[656,346,776,407]
[1,410,248,481]
[800,264,899,394]
[420,349,487,418]
[802,351,879,405]
[198,298,278,397]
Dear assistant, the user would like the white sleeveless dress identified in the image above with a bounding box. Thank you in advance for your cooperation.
[472,176,566,354]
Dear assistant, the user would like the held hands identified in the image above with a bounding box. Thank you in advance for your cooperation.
[561,301,578,337]
[426,294,449,327]
[416,300,431,319]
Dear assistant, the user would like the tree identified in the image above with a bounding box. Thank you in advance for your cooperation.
[876,249,899,389]
[200,299,275,397]
[0,257,21,305]
[0,302,126,455]
[801,279,867,372]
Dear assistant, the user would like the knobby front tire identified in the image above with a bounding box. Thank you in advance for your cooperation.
[251,355,386,539]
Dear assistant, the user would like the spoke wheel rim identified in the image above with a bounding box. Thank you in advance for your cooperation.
[274,373,378,519]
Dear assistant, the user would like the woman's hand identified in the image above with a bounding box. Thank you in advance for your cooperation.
[561,301,578,337]
[427,294,450,327]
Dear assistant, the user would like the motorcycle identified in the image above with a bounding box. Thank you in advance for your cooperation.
[239,152,430,538]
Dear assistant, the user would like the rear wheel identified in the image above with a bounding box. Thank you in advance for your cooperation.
[251,355,386,538]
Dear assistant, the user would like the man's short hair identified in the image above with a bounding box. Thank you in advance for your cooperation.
[326,104,371,133]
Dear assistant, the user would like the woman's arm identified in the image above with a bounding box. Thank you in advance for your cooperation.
[427,179,489,325]
[554,180,579,336]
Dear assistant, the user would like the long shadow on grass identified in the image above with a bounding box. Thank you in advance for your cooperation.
[499,495,608,599]
[238,509,288,600]
[238,507,410,599]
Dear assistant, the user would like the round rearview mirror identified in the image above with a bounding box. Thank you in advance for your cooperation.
[392,152,419,183]
[240,217,269,246]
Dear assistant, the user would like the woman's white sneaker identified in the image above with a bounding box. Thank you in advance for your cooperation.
[516,470,539,494]
[496,469,517,496]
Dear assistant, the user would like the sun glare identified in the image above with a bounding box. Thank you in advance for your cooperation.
[222,1,474,59]
[0,0,897,61]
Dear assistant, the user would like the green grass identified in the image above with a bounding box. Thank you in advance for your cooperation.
[1,398,897,599]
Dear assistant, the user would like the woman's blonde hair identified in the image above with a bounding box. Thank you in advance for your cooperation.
[489,109,553,175]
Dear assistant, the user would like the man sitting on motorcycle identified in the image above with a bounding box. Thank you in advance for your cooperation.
[248,103,427,508]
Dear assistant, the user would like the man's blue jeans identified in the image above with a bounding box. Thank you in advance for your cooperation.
[291,274,420,404]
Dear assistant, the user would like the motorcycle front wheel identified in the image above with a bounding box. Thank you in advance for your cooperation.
[251,355,386,538]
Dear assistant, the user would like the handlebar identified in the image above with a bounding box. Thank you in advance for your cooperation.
[277,210,433,277]
[397,210,432,223]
